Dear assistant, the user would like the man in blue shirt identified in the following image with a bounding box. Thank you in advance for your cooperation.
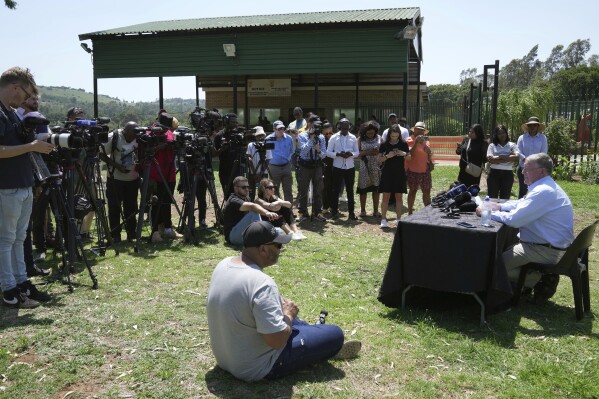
[0,67,55,308]
[516,117,548,198]
[478,153,574,304]
[266,120,294,203]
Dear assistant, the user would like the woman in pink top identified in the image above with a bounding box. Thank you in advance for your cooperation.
[405,122,433,215]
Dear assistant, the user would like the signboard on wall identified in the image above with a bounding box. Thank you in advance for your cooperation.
[247,79,291,97]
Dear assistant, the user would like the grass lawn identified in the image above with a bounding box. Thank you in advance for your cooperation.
[0,165,597,398]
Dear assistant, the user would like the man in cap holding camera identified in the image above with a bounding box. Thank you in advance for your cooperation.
[516,117,548,199]
[296,115,327,222]
[0,67,55,308]
[100,121,139,243]
[246,126,272,200]
[207,220,360,381]
[266,120,294,203]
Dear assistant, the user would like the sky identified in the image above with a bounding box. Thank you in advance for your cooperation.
[2,0,599,102]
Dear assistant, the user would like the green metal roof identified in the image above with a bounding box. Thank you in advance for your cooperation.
[79,8,420,40]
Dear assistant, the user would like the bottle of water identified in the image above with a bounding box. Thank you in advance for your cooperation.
[481,196,491,227]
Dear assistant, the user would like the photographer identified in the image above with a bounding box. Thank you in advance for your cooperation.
[296,115,327,223]
[100,121,139,243]
[214,113,242,196]
[145,111,182,243]
[0,67,54,308]
[245,126,272,200]
[265,120,294,203]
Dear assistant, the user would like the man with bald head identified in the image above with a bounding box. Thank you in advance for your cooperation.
[100,122,140,243]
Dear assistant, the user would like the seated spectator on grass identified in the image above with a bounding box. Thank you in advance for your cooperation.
[207,220,361,381]
[255,178,306,240]
[222,176,279,246]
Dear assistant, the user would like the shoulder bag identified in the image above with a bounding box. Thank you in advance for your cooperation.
[465,139,482,177]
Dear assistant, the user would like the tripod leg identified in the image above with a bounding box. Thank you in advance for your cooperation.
[153,160,193,241]
[48,185,72,289]
[134,162,152,253]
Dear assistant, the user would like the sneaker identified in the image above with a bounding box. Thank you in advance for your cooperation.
[380,219,388,228]
[3,287,40,309]
[18,280,51,303]
[291,232,307,240]
[530,274,560,305]
[34,251,47,262]
[296,213,309,223]
[312,214,327,222]
[162,228,183,239]
[333,340,362,360]
[348,212,358,221]
[28,262,51,277]
[329,211,340,220]
[151,231,164,243]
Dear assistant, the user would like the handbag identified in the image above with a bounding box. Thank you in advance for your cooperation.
[465,139,482,177]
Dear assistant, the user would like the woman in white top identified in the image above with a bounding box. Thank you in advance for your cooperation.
[486,125,519,199]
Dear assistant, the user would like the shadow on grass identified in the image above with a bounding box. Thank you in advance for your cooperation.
[205,362,345,399]
[381,288,598,346]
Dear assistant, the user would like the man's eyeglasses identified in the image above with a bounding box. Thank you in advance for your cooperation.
[265,186,275,190]
[18,85,34,100]
[264,242,283,249]
[276,127,285,131]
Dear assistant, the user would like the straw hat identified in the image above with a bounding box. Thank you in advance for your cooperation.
[521,116,546,132]
[410,121,429,135]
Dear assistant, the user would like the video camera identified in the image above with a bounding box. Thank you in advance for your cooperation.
[189,107,222,134]
[134,126,168,147]
[49,118,111,150]
[173,126,212,157]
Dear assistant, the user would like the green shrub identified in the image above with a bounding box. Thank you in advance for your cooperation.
[577,159,599,183]
[544,118,576,159]
[552,156,575,181]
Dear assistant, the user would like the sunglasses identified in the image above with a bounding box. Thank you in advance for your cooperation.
[276,127,285,131]
[264,242,283,249]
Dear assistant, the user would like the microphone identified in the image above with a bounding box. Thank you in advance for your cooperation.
[467,184,480,196]
[446,184,467,200]
[459,201,478,212]
[443,191,471,211]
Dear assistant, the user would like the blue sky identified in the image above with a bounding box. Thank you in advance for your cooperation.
[2,0,598,102]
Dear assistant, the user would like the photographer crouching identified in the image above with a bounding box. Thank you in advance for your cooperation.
[99,121,139,243]
[0,67,55,308]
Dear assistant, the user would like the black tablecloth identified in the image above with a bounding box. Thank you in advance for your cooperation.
[378,205,519,312]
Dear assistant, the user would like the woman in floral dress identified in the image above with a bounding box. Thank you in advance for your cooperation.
[356,121,382,217]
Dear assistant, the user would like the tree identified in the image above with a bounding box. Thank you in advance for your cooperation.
[499,45,543,90]
[562,39,591,69]
[496,85,555,137]
[588,54,599,66]
[427,84,465,101]
[551,65,599,99]
[544,45,564,79]
[4,0,16,9]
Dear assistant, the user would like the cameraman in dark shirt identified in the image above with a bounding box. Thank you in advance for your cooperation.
[214,113,244,196]
[0,67,54,308]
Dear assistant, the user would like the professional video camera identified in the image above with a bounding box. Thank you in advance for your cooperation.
[225,127,259,149]
[49,118,111,150]
[189,107,222,134]
[173,126,212,157]
[134,126,168,147]
[253,137,275,151]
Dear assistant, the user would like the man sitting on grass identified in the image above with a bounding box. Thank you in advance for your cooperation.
[207,221,361,381]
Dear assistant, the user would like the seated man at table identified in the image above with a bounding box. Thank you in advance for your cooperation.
[477,153,574,304]
[207,221,361,381]
[222,176,279,246]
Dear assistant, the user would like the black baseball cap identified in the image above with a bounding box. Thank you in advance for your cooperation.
[243,221,292,248]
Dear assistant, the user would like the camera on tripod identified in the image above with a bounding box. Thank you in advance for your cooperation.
[190,107,222,134]
[173,126,213,157]
[135,126,168,147]
[49,118,111,150]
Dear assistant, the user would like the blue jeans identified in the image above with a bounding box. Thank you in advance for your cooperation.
[265,318,344,379]
[228,211,262,245]
[0,187,33,292]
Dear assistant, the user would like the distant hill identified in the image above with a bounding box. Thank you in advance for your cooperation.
[38,86,205,128]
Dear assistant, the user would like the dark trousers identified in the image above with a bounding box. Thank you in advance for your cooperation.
[487,169,514,200]
[32,185,51,253]
[297,164,323,216]
[322,162,334,210]
[151,180,176,232]
[517,166,527,199]
[331,167,355,213]
[106,177,139,239]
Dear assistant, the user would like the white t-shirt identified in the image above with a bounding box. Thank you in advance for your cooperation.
[102,130,139,181]
[207,257,287,381]
[487,141,518,170]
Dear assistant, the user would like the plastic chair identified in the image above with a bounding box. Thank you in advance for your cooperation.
[512,220,597,320]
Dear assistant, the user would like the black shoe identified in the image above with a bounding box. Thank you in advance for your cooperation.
[111,236,122,244]
[312,214,327,222]
[329,211,340,220]
[18,280,52,303]
[531,274,560,305]
[3,287,40,308]
[200,219,208,229]
[348,212,358,220]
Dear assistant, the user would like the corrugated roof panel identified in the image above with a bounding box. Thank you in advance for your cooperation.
[80,8,420,39]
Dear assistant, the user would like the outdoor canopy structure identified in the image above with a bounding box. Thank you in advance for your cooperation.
[79,7,424,125]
